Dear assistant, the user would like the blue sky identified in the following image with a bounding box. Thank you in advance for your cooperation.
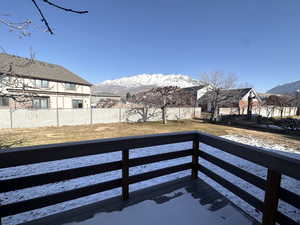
[1,0,300,92]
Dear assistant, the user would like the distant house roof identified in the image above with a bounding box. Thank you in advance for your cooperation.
[258,93,296,105]
[181,85,207,91]
[220,88,253,99]
[199,88,259,107]
[92,92,121,97]
[258,93,288,99]
[0,53,92,86]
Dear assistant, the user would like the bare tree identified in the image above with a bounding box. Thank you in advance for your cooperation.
[152,86,180,124]
[0,51,42,108]
[175,89,198,107]
[0,14,32,37]
[96,98,119,108]
[133,86,180,124]
[200,72,237,121]
[1,1,89,103]
[238,82,254,89]
[126,107,161,123]
[0,2,88,149]
[290,91,300,116]
[266,95,292,118]
[1,1,88,35]
[127,86,197,123]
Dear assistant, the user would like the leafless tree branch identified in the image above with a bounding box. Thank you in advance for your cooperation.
[31,0,88,35]
[31,0,54,34]
[0,17,32,37]
[42,0,88,14]
[200,72,238,121]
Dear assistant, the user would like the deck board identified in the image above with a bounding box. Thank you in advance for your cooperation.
[23,177,260,225]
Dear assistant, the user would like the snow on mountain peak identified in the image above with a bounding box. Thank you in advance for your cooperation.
[100,73,201,88]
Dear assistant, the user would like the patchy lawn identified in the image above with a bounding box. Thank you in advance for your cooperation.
[0,120,299,151]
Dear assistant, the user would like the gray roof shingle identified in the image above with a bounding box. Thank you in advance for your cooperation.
[181,85,207,91]
[0,53,92,86]
[199,88,254,107]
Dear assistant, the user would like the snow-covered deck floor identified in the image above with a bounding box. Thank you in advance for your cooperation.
[22,176,260,225]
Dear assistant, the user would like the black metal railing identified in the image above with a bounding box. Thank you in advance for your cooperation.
[0,131,299,225]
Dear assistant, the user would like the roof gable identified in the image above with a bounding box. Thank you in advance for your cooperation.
[0,53,92,86]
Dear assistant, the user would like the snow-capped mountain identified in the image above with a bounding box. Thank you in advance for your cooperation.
[267,80,300,96]
[93,74,202,96]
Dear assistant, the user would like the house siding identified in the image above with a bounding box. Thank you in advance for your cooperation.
[4,76,91,109]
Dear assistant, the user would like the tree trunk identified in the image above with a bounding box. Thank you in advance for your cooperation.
[210,107,215,121]
[247,96,253,120]
[162,107,167,124]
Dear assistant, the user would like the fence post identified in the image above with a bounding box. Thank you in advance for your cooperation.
[191,135,199,179]
[262,169,281,225]
[90,107,93,125]
[56,108,59,127]
[122,149,129,200]
[10,108,13,129]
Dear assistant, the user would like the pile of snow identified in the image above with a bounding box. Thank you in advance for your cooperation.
[100,74,202,88]
[0,135,299,225]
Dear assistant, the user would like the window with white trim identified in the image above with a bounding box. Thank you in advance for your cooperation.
[33,97,49,109]
[72,99,83,108]
[65,83,76,90]
[0,96,9,107]
[35,79,49,88]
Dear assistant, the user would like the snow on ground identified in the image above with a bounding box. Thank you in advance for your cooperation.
[0,135,299,225]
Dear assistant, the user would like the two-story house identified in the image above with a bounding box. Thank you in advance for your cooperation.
[0,53,92,109]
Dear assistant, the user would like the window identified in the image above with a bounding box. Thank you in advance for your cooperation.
[33,98,49,109]
[0,96,9,107]
[35,79,49,88]
[65,83,76,90]
[72,99,83,108]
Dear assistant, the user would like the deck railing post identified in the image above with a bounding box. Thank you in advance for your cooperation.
[262,169,281,225]
[122,149,129,200]
[191,135,199,179]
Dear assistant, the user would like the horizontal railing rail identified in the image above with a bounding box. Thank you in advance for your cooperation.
[0,131,197,168]
[0,131,196,221]
[0,131,299,225]
[197,132,300,180]
[196,131,300,225]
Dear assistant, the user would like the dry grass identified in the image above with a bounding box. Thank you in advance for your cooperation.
[0,120,299,151]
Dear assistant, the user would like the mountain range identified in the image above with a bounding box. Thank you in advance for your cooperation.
[93,74,202,96]
[267,80,300,96]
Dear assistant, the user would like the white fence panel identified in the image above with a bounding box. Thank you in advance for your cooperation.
[92,108,120,123]
[0,109,11,128]
[0,107,202,129]
[12,109,57,128]
[59,109,90,126]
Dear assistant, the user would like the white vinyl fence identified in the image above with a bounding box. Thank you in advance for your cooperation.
[219,107,298,117]
[0,107,201,129]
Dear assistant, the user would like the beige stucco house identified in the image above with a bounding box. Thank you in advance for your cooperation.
[0,54,92,109]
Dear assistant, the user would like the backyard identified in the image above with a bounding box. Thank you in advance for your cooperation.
[1,120,300,225]
[0,120,299,152]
